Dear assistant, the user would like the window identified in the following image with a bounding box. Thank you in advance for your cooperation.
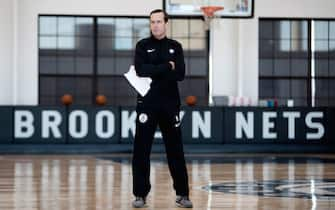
[39,17,94,105]
[39,15,208,106]
[259,19,335,106]
[168,18,208,105]
[312,21,335,106]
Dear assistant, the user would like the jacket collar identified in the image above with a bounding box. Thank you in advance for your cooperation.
[150,34,167,42]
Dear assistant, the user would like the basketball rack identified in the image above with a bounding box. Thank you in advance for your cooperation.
[199,5,224,105]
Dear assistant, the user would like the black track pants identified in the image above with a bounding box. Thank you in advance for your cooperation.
[132,106,189,197]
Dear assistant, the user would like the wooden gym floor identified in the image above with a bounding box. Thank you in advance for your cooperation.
[0,153,334,210]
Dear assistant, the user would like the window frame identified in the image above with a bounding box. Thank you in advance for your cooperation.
[259,17,335,107]
[38,14,209,106]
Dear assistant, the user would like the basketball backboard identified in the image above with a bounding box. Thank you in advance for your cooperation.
[163,0,254,18]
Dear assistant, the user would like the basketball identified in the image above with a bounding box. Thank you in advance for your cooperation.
[185,95,197,106]
[96,94,107,106]
[61,94,73,105]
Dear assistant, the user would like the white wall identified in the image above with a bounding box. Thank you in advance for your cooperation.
[212,0,335,104]
[0,0,14,105]
[256,0,335,18]
[212,19,238,97]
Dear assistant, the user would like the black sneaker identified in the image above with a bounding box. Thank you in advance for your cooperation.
[176,195,193,208]
[132,196,146,208]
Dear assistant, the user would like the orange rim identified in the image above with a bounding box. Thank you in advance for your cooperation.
[200,6,224,17]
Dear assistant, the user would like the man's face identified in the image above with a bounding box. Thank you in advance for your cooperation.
[150,12,167,39]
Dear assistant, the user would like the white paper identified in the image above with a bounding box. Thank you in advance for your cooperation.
[124,65,152,97]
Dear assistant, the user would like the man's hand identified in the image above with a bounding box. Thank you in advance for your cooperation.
[169,61,175,70]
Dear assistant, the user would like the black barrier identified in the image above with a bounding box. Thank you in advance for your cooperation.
[224,107,332,144]
[13,106,66,144]
[119,107,137,143]
[0,106,334,145]
[119,106,223,144]
[119,107,170,144]
[182,106,223,144]
[0,107,13,144]
[67,106,120,144]
[329,108,335,142]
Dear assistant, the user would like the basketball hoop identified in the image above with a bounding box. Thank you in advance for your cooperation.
[200,6,224,30]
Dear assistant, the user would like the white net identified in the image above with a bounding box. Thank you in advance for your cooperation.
[200,6,224,30]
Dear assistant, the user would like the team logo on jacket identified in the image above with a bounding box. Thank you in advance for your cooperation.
[169,48,175,54]
[174,115,180,127]
[147,49,155,53]
[139,113,148,123]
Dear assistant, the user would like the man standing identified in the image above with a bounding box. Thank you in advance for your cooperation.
[132,9,193,208]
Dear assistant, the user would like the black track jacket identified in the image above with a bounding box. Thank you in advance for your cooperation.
[134,35,185,108]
